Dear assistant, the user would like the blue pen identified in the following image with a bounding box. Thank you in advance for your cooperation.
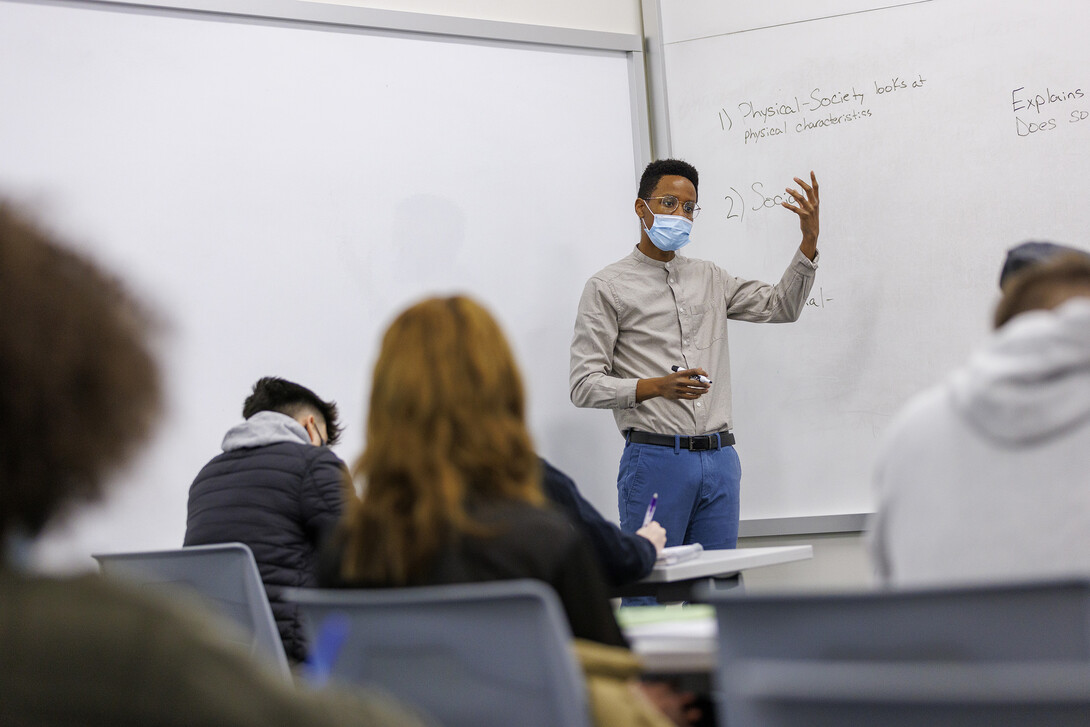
[672,364,712,385]
[642,493,659,527]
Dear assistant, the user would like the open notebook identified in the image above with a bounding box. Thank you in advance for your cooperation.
[656,543,703,565]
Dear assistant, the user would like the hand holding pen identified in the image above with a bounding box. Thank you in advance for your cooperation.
[642,492,658,527]
[637,492,667,554]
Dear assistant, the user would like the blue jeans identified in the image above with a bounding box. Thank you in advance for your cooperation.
[618,439,741,605]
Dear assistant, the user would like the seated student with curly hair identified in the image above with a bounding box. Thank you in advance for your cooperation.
[0,201,429,727]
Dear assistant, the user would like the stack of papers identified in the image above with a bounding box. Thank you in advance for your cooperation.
[656,543,703,565]
[617,604,718,671]
[616,603,715,631]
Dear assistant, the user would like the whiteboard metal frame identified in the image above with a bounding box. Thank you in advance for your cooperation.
[22,0,641,50]
[738,513,869,538]
[12,0,652,174]
[639,0,672,159]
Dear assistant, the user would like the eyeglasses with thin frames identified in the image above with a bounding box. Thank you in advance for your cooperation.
[643,195,700,219]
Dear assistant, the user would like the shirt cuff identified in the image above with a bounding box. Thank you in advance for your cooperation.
[795,247,819,270]
[616,378,639,409]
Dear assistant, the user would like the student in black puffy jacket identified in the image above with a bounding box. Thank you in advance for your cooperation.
[185,377,351,664]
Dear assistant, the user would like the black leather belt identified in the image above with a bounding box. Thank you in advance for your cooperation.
[626,429,735,450]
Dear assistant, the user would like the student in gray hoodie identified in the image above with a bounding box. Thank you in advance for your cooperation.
[185,377,350,664]
[870,253,1090,587]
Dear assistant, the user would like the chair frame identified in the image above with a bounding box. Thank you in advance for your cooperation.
[93,542,291,681]
[703,578,1090,727]
[285,579,592,727]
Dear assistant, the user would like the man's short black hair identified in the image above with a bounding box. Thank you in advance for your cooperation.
[243,376,342,445]
[638,158,699,200]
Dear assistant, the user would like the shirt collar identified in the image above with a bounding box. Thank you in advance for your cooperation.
[630,245,681,270]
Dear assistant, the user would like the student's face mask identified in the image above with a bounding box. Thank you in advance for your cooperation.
[640,201,693,252]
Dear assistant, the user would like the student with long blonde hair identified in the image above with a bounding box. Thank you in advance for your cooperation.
[327,295,625,646]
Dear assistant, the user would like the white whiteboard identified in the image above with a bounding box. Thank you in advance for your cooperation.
[654,0,1090,524]
[0,0,645,568]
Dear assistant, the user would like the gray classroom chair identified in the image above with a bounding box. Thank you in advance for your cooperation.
[704,578,1090,727]
[284,579,592,727]
[93,542,291,681]
[726,659,1090,727]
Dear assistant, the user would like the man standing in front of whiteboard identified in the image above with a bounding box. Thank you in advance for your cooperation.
[569,159,819,595]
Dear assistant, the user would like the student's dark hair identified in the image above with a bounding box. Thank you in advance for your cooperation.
[994,253,1090,328]
[0,202,161,539]
[242,376,342,444]
[638,158,699,199]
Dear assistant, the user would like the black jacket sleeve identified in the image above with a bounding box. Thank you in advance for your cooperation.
[301,448,352,546]
[539,458,656,587]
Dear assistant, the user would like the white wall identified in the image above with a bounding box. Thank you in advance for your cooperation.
[303,0,643,34]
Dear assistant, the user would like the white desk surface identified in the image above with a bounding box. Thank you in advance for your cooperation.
[638,545,813,584]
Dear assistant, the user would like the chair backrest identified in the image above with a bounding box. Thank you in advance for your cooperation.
[93,543,291,681]
[709,578,1090,663]
[284,579,592,727]
[705,579,1090,727]
[726,659,1090,727]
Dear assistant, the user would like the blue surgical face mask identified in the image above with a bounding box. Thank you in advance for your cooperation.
[641,201,693,252]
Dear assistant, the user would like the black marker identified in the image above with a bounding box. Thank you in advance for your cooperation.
[671,365,712,385]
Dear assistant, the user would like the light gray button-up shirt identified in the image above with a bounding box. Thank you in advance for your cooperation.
[569,246,818,437]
